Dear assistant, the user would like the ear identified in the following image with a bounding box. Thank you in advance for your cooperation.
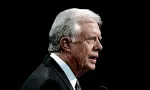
[59,37,71,52]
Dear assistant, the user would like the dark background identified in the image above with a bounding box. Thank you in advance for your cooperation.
[5,3,150,90]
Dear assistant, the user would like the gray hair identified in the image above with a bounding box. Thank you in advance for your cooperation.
[48,8,102,52]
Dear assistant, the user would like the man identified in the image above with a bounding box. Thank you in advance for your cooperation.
[21,8,103,90]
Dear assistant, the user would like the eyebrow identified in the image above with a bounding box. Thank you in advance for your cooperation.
[85,36,102,40]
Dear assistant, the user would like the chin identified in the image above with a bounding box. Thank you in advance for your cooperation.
[88,64,96,70]
[91,66,96,70]
[83,62,96,71]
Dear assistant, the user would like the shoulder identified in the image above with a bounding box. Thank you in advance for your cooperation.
[21,63,61,90]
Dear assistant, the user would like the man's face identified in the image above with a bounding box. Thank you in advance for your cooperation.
[70,22,102,71]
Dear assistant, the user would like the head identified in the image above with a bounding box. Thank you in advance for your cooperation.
[48,8,103,77]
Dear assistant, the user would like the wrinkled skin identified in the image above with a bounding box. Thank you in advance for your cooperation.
[69,22,103,76]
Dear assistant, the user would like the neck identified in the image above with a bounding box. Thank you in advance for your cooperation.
[55,52,85,77]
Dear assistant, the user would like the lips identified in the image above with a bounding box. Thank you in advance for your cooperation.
[89,56,98,60]
[89,55,98,60]
[89,56,97,64]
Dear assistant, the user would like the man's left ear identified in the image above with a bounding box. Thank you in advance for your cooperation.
[59,37,71,52]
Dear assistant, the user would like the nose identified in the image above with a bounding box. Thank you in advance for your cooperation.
[93,40,103,51]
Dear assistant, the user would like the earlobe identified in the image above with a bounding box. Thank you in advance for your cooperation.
[60,37,71,52]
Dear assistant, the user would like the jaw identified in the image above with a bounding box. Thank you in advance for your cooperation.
[82,59,97,71]
[88,63,96,70]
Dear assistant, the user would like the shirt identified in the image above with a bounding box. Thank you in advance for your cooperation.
[50,53,77,90]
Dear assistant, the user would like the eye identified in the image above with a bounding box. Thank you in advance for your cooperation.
[93,37,97,41]
[89,37,96,41]
[86,37,97,43]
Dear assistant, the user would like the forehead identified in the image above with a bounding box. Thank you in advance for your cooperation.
[79,22,101,37]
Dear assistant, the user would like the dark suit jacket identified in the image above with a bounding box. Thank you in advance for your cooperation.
[21,54,74,90]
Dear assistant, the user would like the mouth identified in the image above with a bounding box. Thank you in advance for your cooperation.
[89,56,98,60]
[89,56,98,64]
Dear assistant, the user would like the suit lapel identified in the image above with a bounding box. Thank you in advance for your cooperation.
[43,54,74,90]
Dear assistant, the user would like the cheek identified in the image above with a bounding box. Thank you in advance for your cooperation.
[79,44,91,55]
[84,44,94,53]
[79,44,94,61]
[71,43,94,61]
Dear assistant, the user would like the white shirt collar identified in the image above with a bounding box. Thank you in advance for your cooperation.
[50,53,77,90]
